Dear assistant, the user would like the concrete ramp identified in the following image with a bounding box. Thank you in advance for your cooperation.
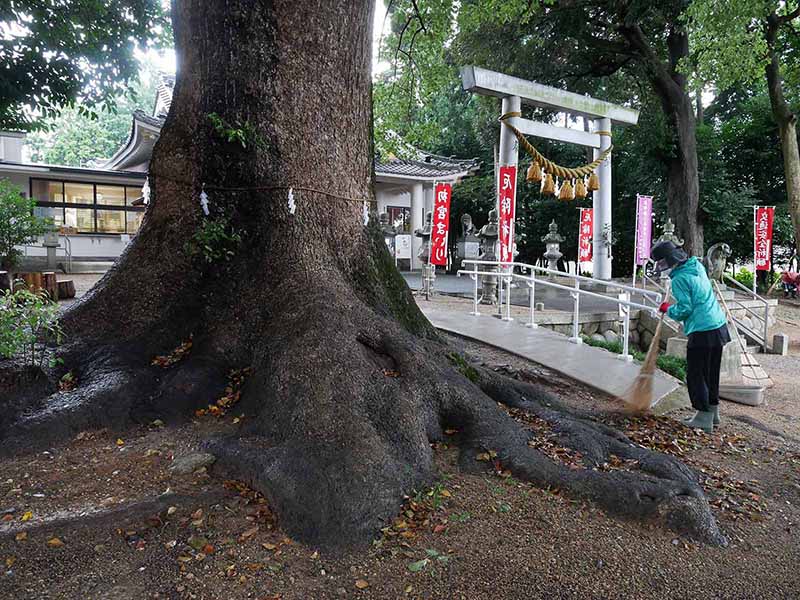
[421,305,688,413]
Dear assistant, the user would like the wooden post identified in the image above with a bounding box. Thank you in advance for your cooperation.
[42,272,58,301]
[31,272,43,294]
[57,280,76,299]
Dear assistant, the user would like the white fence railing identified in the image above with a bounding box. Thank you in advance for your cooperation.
[457,260,663,361]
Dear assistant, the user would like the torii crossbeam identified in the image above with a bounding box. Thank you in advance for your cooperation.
[461,66,639,279]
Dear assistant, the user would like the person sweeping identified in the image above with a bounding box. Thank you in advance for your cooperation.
[651,241,731,433]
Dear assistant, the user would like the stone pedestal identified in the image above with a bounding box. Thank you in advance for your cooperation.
[477,209,499,305]
[772,333,790,356]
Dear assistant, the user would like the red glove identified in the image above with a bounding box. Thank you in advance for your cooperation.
[659,302,670,314]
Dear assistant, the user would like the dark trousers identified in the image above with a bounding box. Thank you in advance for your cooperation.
[686,345,724,412]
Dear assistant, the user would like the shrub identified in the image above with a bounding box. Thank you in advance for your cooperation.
[0,179,52,270]
[581,334,687,382]
[0,288,63,369]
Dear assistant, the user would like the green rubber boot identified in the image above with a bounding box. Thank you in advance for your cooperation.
[711,405,720,426]
[683,410,714,434]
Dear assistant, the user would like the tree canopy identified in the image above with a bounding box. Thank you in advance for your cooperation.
[0,0,168,131]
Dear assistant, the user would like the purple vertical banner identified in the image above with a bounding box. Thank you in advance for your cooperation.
[634,194,653,266]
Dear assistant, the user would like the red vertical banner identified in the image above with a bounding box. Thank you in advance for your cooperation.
[578,208,593,263]
[754,206,774,271]
[429,183,452,266]
[498,165,517,263]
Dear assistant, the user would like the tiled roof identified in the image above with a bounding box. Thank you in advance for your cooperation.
[375,153,481,179]
[133,110,166,128]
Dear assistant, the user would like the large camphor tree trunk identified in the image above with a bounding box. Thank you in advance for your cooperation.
[766,14,800,257]
[620,21,704,256]
[0,0,725,548]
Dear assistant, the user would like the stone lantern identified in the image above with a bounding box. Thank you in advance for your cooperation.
[541,220,565,272]
[379,212,397,260]
[477,208,500,304]
[656,217,684,248]
[456,213,481,270]
[414,211,435,295]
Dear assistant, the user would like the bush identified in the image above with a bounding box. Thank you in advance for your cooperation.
[581,334,687,382]
[0,288,63,369]
[0,179,52,270]
[733,267,754,290]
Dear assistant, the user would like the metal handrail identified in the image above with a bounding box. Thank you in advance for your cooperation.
[457,259,662,361]
[723,274,770,351]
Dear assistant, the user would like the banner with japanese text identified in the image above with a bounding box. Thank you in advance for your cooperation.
[754,206,774,271]
[498,165,517,263]
[578,208,593,263]
[634,194,653,266]
[429,183,452,266]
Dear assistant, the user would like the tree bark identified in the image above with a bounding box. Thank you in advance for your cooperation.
[0,0,726,549]
[766,14,800,256]
[619,21,704,256]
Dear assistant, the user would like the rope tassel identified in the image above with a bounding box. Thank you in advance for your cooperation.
[541,172,555,196]
[559,179,574,201]
[588,172,600,192]
[575,178,587,199]
[526,160,542,183]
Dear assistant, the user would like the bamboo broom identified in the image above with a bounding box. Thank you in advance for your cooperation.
[621,282,671,413]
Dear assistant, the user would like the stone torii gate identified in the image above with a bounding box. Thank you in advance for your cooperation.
[460,66,639,279]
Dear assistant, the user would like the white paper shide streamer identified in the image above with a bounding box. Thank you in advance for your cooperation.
[199,184,210,216]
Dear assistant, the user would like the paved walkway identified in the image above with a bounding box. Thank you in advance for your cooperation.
[402,272,656,314]
[420,304,688,413]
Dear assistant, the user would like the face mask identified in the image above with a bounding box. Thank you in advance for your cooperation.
[655,258,672,276]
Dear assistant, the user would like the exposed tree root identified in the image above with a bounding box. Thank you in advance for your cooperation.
[0,306,728,548]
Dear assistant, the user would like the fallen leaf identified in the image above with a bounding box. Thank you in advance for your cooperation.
[116,438,125,446]
[47,537,64,548]
[240,526,259,540]
[2,514,13,522]
[20,511,32,522]
[407,558,429,572]
[433,524,446,533]
[355,579,370,589]
[5,556,15,568]
[262,543,277,550]
[191,508,203,520]
[15,532,27,542]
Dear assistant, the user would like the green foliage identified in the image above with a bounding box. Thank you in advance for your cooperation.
[186,217,242,264]
[733,267,755,290]
[656,354,687,383]
[0,288,63,369]
[447,352,479,383]
[208,113,261,149]
[25,64,160,166]
[580,334,687,382]
[686,0,775,90]
[0,179,52,269]
[0,1,169,131]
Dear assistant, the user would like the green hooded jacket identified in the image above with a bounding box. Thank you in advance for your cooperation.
[666,257,728,335]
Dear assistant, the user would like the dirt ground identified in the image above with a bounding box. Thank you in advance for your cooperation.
[2,309,800,599]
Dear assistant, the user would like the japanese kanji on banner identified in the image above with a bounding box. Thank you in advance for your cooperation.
[754,206,774,271]
[578,208,593,263]
[429,183,452,266]
[634,194,653,266]
[498,165,517,263]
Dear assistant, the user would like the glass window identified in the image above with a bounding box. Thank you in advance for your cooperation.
[34,205,63,228]
[65,207,95,232]
[126,210,145,234]
[387,206,411,233]
[31,179,63,203]
[96,185,125,207]
[64,182,94,205]
[126,186,145,206]
[97,209,125,233]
